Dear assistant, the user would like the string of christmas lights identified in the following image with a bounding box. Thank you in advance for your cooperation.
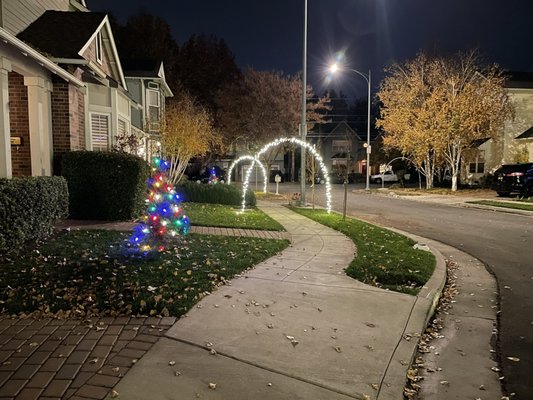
[240,138,332,213]
[226,155,267,193]
[129,157,189,253]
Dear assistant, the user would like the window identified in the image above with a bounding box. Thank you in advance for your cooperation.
[332,140,351,152]
[95,32,103,64]
[147,89,160,108]
[147,89,161,132]
[469,150,485,174]
[118,119,128,136]
[91,113,109,151]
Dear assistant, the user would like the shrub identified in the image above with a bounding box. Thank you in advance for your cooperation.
[61,151,149,220]
[178,182,256,206]
[0,176,68,252]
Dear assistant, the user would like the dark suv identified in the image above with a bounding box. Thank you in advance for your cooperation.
[491,162,533,197]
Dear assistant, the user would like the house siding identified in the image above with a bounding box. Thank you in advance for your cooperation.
[8,71,31,176]
[81,34,114,79]
[0,0,72,34]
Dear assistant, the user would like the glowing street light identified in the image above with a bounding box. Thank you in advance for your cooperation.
[329,62,372,190]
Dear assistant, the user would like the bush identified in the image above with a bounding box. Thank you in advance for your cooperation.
[0,176,68,252]
[61,151,149,220]
[178,182,256,206]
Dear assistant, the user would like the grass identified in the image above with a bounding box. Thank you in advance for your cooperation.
[289,207,435,295]
[183,202,285,231]
[0,230,289,317]
[468,200,533,212]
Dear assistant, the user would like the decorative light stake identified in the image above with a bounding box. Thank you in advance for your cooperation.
[129,157,189,253]
[240,138,332,213]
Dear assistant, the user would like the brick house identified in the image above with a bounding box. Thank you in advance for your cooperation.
[0,0,172,179]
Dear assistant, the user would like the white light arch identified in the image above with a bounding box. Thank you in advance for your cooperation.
[227,156,267,193]
[241,137,332,213]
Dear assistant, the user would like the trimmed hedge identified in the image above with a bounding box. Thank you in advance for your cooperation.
[0,176,68,252]
[61,151,149,221]
[178,182,256,206]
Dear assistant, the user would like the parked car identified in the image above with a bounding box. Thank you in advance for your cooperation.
[370,170,399,184]
[491,162,533,197]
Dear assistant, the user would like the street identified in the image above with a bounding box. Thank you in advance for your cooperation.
[275,182,533,398]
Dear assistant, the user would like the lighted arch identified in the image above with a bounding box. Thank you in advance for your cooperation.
[241,137,332,213]
[227,155,268,193]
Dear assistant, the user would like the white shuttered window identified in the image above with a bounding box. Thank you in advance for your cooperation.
[91,113,110,151]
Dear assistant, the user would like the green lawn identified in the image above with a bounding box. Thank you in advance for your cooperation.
[289,207,435,295]
[0,230,288,317]
[183,202,285,231]
[468,200,533,212]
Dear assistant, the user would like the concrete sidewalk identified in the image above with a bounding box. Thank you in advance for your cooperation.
[110,201,445,400]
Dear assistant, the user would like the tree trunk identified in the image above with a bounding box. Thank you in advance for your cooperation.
[451,174,458,191]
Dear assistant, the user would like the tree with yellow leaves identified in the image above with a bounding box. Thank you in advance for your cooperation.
[378,51,514,190]
[161,93,222,185]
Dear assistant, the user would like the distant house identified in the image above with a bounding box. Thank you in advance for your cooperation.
[309,121,378,177]
[122,59,174,161]
[463,71,533,185]
[0,0,172,179]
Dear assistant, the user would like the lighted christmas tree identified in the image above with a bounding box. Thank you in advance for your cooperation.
[129,157,189,253]
[208,167,219,185]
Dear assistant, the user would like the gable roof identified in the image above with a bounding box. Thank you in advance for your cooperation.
[0,27,84,87]
[17,11,106,59]
[516,127,533,140]
[121,59,162,78]
[122,59,173,97]
[17,11,127,89]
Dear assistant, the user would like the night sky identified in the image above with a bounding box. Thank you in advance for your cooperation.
[87,0,533,99]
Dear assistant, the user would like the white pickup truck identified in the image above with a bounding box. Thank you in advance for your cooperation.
[370,171,410,184]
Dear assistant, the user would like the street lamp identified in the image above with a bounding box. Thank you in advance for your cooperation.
[329,63,372,190]
[300,0,308,206]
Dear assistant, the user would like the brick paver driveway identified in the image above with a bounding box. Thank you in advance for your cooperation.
[0,316,176,399]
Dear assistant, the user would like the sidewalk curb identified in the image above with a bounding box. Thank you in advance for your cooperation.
[377,229,447,400]
[460,202,533,216]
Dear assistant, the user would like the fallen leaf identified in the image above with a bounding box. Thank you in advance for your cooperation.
[208,382,217,390]
[168,361,176,366]
[334,346,342,353]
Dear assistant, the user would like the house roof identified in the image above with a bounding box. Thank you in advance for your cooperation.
[121,59,162,77]
[470,137,491,147]
[505,71,533,89]
[122,59,173,97]
[17,11,106,59]
[0,27,84,87]
[516,126,533,140]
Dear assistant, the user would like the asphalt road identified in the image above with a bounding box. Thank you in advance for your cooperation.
[275,182,533,399]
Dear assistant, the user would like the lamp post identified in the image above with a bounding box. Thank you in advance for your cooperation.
[300,0,308,206]
[330,64,372,190]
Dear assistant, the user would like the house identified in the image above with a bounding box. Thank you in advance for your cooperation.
[308,120,377,177]
[0,0,172,179]
[463,71,533,185]
[0,0,89,178]
[121,59,174,161]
